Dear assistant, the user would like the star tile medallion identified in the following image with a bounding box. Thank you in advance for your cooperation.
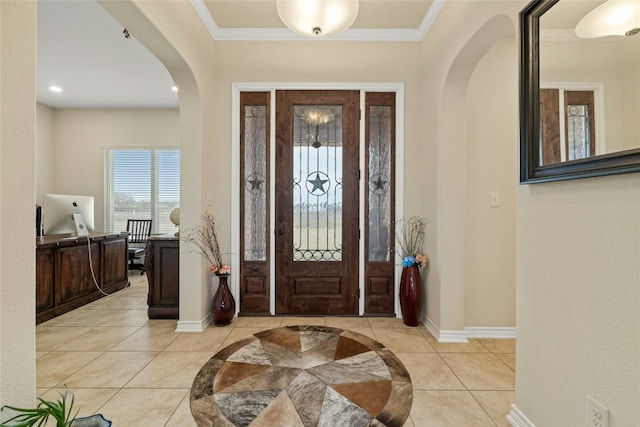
[190,325,413,427]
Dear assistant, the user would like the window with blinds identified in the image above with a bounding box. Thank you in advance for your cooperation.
[104,148,180,235]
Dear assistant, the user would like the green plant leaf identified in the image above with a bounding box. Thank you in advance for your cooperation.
[0,386,77,427]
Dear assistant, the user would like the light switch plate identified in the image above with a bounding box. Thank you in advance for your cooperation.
[586,396,609,427]
[490,192,501,207]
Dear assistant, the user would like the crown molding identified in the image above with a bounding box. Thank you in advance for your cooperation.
[190,0,445,42]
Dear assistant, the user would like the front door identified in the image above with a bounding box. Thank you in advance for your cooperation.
[275,90,360,315]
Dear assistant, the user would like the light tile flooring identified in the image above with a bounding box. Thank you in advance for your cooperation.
[36,274,515,427]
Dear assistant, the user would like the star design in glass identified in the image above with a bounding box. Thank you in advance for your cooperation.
[370,174,389,194]
[373,176,387,190]
[245,173,265,193]
[248,177,263,190]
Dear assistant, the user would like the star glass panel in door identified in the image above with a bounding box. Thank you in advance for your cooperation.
[239,92,270,314]
[292,105,343,262]
[244,105,267,261]
[368,106,392,262]
[364,92,396,315]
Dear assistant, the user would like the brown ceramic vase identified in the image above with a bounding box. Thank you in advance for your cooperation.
[400,266,422,326]
[212,275,235,326]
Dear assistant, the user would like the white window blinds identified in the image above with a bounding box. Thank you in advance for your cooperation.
[104,148,180,235]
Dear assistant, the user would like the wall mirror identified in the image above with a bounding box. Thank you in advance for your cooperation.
[520,0,640,183]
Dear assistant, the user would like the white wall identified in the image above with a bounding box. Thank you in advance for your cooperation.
[517,175,640,426]
[50,108,179,231]
[464,38,517,327]
[419,0,522,336]
[0,0,37,411]
[36,103,55,202]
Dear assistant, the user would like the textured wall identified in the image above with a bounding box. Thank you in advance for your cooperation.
[0,0,37,410]
[36,103,55,203]
[517,174,640,426]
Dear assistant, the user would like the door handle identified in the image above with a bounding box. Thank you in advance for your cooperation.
[277,229,285,235]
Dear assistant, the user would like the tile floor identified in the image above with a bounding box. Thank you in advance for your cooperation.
[36,274,515,427]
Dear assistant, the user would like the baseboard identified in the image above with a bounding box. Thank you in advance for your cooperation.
[506,404,536,427]
[423,316,440,339]
[465,326,517,339]
[423,316,468,343]
[423,317,516,342]
[175,317,209,332]
[437,329,470,343]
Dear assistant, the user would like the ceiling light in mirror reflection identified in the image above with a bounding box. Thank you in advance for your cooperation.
[49,86,63,93]
[576,0,640,38]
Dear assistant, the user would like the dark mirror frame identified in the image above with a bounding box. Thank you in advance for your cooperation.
[520,0,640,184]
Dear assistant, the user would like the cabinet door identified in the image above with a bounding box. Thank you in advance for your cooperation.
[101,238,128,288]
[55,241,101,305]
[36,248,55,313]
[154,242,179,307]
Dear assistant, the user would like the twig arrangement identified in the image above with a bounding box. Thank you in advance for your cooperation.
[182,211,224,270]
[396,216,426,259]
[396,216,429,268]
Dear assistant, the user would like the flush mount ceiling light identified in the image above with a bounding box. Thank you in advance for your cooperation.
[277,0,359,38]
[49,86,63,93]
[576,0,640,38]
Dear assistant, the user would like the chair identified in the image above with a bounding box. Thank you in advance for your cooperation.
[126,219,152,274]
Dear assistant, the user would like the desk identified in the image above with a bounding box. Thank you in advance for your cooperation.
[36,232,129,324]
[145,234,179,319]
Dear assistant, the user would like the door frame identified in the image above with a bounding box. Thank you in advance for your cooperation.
[231,82,405,316]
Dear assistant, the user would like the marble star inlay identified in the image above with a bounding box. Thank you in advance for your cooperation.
[190,325,413,427]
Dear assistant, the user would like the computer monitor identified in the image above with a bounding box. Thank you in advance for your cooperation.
[42,193,95,236]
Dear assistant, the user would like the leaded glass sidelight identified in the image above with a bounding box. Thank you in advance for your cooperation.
[368,106,392,262]
[243,105,267,261]
[567,104,590,160]
[292,105,343,261]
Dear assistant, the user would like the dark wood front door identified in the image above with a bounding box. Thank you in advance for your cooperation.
[275,90,360,315]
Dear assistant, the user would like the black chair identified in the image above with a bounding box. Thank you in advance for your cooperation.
[127,219,152,274]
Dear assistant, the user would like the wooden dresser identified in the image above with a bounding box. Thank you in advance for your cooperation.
[36,232,129,324]
[145,234,179,319]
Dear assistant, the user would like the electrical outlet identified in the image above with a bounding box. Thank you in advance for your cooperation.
[586,396,609,427]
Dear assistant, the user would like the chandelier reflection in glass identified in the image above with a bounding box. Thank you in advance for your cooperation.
[302,107,336,148]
